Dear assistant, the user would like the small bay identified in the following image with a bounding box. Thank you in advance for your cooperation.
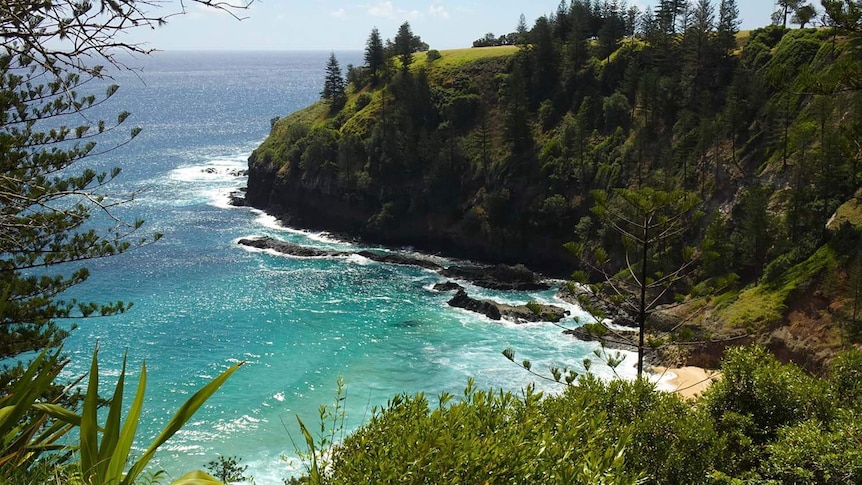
[60,50,636,482]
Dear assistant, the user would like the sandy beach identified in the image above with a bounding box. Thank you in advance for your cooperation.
[651,366,721,399]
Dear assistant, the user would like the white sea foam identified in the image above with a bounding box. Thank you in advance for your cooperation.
[208,187,242,209]
[346,254,372,266]
[168,158,247,183]
[652,370,679,392]
[300,229,343,245]
[248,210,347,246]
[252,211,284,231]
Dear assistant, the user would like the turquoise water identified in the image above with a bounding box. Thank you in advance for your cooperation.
[57,51,638,482]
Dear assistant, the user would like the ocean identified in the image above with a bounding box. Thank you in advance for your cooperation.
[57,50,638,482]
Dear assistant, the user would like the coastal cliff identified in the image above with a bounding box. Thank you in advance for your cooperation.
[245,27,862,370]
[245,47,578,276]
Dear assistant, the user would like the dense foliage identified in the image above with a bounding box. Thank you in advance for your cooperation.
[291,347,862,484]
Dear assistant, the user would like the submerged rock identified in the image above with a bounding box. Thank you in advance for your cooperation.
[229,189,247,207]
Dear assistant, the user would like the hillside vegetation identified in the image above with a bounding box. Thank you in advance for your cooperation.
[247,3,862,370]
[289,347,862,484]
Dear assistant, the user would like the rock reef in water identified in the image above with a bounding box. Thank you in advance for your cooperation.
[238,236,566,323]
[238,236,547,292]
[445,288,568,323]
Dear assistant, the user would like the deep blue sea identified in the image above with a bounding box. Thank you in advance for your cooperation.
[58,50,639,482]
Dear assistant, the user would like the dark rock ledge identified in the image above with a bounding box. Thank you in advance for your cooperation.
[238,236,549,291]
[238,236,567,324]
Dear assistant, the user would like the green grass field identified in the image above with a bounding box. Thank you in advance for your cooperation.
[414,45,518,70]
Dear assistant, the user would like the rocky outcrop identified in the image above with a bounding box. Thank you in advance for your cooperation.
[432,281,464,292]
[446,288,568,323]
[237,236,549,291]
[563,326,640,353]
[229,188,248,207]
[356,251,441,270]
[448,289,502,320]
[237,237,440,267]
[237,237,341,257]
[497,302,568,323]
[556,284,636,328]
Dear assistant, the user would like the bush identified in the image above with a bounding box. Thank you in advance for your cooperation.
[573,376,722,485]
[324,381,644,484]
[828,350,862,410]
[704,346,831,442]
[206,456,249,484]
[762,411,862,484]
[426,49,442,61]
[354,92,372,111]
[703,345,833,476]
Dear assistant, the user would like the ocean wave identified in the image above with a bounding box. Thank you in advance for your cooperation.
[346,253,372,266]
[168,159,248,183]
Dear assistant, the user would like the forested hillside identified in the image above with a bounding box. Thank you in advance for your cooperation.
[246,1,862,369]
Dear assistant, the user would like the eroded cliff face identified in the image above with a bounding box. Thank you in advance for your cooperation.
[245,152,578,276]
[247,153,373,236]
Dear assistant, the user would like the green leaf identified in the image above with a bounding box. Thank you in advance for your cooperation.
[98,352,128,480]
[297,416,321,484]
[31,404,81,427]
[106,361,147,482]
[502,348,515,361]
[80,347,101,482]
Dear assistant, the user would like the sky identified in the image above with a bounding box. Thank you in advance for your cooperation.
[126,1,781,51]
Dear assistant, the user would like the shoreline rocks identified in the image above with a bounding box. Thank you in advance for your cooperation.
[238,236,549,293]
[444,288,569,323]
[238,235,568,324]
[447,289,502,320]
[556,284,637,328]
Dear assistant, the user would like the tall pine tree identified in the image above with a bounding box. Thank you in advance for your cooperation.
[321,52,346,110]
[394,22,416,71]
[365,27,385,85]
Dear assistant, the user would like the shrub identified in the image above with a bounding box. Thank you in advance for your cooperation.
[573,376,722,485]
[762,412,862,484]
[324,381,643,484]
[354,92,372,111]
[828,350,862,410]
[206,456,249,484]
[703,345,833,476]
[426,49,442,61]
[704,346,831,442]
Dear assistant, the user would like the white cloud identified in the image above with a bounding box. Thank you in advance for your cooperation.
[331,8,346,18]
[429,4,449,19]
[366,1,422,20]
[368,1,396,18]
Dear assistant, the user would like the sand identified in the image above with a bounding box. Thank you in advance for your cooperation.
[651,366,721,399]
